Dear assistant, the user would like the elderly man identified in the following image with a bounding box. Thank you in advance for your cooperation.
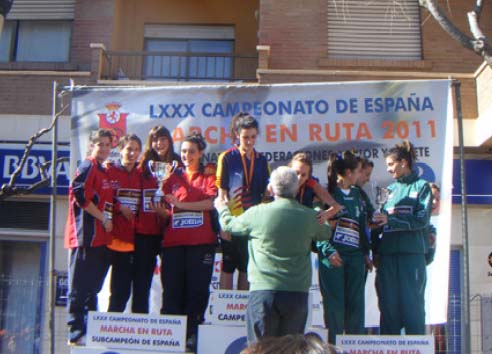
[214,166,341,343]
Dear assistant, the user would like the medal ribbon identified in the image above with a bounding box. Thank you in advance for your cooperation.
[297,184,305,204]
[240,149,255,192]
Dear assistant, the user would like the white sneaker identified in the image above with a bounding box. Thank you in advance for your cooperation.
[68,335,86,346]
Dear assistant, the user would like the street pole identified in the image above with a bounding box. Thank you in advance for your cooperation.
[48,81,59,354]
[452,80,471,354]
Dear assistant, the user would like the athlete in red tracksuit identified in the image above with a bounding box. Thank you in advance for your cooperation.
[106,134,142,312]
[132,125,180,313]
[64,129,114,344]
[153,133,217,352]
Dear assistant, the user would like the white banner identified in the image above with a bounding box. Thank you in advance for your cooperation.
[72,80,454,325]
[337,335,435,354]
[86,311,186,352]
[207,290,249,325]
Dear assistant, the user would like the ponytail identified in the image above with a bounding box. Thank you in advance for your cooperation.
[326,150,360,193]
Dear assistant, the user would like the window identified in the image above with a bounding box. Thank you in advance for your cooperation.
[0,20,72,62]
[143,25,235,81]
[0,201,49,230]
[0,240,45,354]
[327,0,422,60]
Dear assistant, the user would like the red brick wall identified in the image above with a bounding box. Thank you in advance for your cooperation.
[0,74,91,115]
[70,0,117,70]
[259,0,492,74]
[259,0,327,70]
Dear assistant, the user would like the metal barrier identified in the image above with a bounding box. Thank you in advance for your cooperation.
[1,274,491,353]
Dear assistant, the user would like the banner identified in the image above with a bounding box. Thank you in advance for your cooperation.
[337,335,435,354]
[71,80,454,325]
[86,311,186,352]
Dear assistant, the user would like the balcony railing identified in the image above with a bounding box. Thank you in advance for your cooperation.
[99,50,258,82]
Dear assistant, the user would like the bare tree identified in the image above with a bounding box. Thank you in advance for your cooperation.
[0,104,69,201]
[420,0,492,67]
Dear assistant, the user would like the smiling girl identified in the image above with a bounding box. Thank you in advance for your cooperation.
[376,140,432,335]
[65,128,114,344]
[153,133,217,351]
[106,134,142,312]
[132,126,180,314]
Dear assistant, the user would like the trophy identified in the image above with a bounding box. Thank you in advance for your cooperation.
[371,182,389,223]
[148,160,178,203]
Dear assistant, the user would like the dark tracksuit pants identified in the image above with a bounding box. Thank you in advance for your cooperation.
[319,252,366,344]
[67,246,111,335]
[131,234,161,313]
[108,250,135,312]
[160,244,215,338]
[376,253,426,335]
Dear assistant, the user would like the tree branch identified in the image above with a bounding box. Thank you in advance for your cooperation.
[420,0,492,67]
[0,101,69,201]
[0,157,69,200]
[467,0,492,66]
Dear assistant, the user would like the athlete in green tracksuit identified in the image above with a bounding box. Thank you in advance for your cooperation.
[317,151,371,344]
[375,141,432,335]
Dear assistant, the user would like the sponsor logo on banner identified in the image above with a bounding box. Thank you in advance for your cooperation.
[225,337,248,354]
[97,103,128,147]
[86,311,186,352]
[208,290,249,325]
[415,162,436,182]
[0,144,70,195]
[337,335,434,354]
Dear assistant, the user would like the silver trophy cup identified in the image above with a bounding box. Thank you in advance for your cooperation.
[371,182,389,223]
[148,160,178,203]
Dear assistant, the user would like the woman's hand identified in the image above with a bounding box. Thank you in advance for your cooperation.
[149,201,169,219]
[364,255,374,272]
[119,205,133,221]
[316,209,330,224]
[370,212,388,227]
[220,230,232,241]
[214,197,229,212]
[328,251,343,267]
[102,217,113,233]
[164,194,179,207]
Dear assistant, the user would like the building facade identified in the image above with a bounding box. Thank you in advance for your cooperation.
[0,0,491,353]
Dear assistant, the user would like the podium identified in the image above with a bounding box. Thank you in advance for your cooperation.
[197,290,328,354]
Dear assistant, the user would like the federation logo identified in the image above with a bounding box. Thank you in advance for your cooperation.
[97,103,128,147]
[414,162,436,183]
[225,336,248,354]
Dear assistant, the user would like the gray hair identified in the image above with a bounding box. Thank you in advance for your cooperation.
[269,166,299,198]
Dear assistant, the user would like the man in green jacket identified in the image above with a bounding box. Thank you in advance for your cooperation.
[214,166,342,344]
